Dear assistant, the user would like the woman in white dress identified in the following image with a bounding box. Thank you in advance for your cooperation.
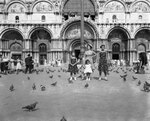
[16,58,22,72]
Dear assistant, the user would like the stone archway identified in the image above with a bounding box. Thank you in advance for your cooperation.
[30,28,51,64]
[61,21,97,62]
[108,28,129,61]
[1,29,23,59]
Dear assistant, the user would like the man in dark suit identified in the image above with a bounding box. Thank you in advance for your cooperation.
[25,54,32,74]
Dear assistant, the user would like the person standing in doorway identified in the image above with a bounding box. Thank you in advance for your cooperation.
[98,45,108,81]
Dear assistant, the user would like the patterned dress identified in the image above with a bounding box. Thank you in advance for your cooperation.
[68,56,78,74]
[98,51,108,73]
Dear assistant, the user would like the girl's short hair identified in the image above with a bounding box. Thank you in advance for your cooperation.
[85,59,90,64]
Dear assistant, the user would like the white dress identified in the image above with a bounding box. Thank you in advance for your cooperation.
[16,60,22,70]
[84,64,93,73]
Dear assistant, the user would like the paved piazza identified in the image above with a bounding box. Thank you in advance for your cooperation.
[0,65,150,121]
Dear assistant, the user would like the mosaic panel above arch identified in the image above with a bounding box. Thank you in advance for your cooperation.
[8,3,25,13]
[104,1,125,12]
[131,2,150,12]
[33,2,54,12]
[10,43,22,52]
[64,23,94,39]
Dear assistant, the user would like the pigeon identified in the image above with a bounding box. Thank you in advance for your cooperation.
[41,86,46,91]
[32,83,36,90]
[49,75,53,79]
[36,70,39,74]
[68,79,73,84]
[58,70,60,72]
[22,102,38,111]
[46,71,50,74]
[9,84,15,91]
[0,75,2,78]
[137,80,141,86]
[120,74,127,78]
[51,82,57,86]
[60,116,67,121]
[27,77,30,80]
[58,75,61,78]
[132,76,138,80]
[84,83,89,88]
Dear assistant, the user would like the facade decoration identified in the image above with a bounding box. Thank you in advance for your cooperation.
[33,2,53,12]
[132,2,150,12]
[0,0,149,65]
[104,1,125,12]
[8,3,25,13]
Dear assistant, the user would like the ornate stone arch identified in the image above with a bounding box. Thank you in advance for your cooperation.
[103,0,127,12]
[130,0,150,12]
[0,28,25,40]
[31,0,55,13]
[134,27,150,38]
[106,26,131,39]
[60,17,99,40]
[61,0,97,12]
[5,0,27,13]
[28,27,53,39]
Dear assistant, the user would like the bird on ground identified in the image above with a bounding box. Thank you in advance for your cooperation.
[51,82,57,86]
[0,75,2,78]
[27,76,30,80]
[68,79,73,84]
[58,70,60,72]
[46,71,50,74]
[60,116,67,121]
[22,102,38,111]
[9,84,15,91]
[36,70,39,74]
[41,85,46,91]
[120,74,127,78]
[32,83,36,90]
[132,76,138,80]
[49,75,53,79]
[58,75,61,78]
[84,83,89,88]
[137,80,141,86]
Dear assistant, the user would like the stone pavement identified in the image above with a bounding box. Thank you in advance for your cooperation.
[0,65,150,121]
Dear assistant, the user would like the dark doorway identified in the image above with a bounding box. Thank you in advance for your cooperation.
[112,54,119,60]
[74,49,80,59]
[112,43,120,60]
[39,43,47,65]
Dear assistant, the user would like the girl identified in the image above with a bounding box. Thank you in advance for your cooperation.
[84,59,93,81]
[68,51,78,81]
[98,45,108,81]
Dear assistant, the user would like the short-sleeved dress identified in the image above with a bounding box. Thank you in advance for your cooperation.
[98,51,108,73]
[68,56,78,73]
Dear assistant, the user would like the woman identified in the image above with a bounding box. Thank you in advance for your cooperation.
[84,45,96,65]
[98,45,108,81]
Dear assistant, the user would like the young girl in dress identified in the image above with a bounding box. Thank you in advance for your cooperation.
[84,59,93,81]
[68,51,78,81]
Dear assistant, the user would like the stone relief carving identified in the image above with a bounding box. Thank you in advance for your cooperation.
[132,2,150,12]
[8,3,25,13]
[33,2,53,12]
[105,1,125,12]
[0,4,4,12]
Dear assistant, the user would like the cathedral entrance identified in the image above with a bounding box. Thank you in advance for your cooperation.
[39,43,47,65]
[112,43,120,60]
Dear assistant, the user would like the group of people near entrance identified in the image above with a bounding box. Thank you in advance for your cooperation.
[68,44,108,81]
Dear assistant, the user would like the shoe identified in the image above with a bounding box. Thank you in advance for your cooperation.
[70,77,72,80]
[74,77,76,81]
[88,78,90,81]
[104,77,108,81]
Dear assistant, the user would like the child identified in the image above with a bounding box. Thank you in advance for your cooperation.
[68,51,78,81]
[84,59,93,81]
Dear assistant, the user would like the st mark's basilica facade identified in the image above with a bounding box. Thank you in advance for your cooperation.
[0,0,150,65]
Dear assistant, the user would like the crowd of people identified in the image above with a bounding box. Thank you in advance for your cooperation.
[0,44,149,79]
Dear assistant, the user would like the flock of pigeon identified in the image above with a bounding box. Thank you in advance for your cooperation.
[1,65,150,121]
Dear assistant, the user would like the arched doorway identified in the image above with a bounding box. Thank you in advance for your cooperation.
[108,28,129,61]
[1,29,23,60]
[112,43,120,60]
[61,21,97,62]
[135,29,150,61]
[30,28,51,64]
[39,43,47,65]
